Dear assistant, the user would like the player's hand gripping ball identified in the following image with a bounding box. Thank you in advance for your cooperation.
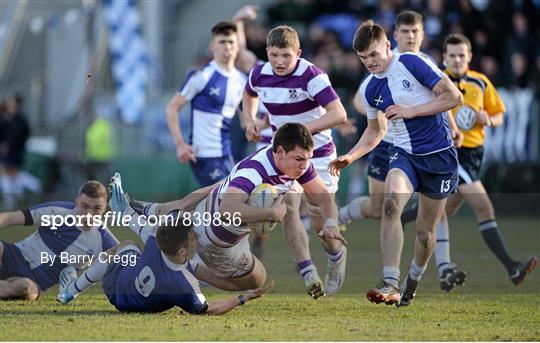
[247,184,279,236]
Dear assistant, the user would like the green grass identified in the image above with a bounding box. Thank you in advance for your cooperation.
[1,216,539,341]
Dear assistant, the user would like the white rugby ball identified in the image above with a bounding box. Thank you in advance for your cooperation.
[246,183,279,235]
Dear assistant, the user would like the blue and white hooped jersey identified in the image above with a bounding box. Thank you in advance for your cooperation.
[15,202,118,289]
[360,52,452,155]
[179,60,247,158]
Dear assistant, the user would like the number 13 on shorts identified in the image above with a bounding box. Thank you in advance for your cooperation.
[440,179,451,193]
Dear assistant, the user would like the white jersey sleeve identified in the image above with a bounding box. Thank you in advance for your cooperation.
[179,70,208,101]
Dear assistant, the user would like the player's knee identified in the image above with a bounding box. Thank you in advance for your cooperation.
[382,195,400,220]
[17,278,40,301]
[416,229,434,249]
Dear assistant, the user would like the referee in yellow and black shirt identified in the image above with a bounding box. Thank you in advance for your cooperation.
[440,33,536,286]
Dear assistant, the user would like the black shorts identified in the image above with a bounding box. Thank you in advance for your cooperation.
[457,146,484,185]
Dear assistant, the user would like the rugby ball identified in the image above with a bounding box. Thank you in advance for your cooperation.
[246,183,279,235]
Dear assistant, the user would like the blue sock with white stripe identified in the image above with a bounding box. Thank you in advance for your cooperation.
[434,216,451,278]
[67,258,109,296]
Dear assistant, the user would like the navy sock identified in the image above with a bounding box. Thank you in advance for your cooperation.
[479,220,517,272]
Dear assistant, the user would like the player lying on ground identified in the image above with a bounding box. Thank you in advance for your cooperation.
[0,181,118,301]
[57,205,273,314]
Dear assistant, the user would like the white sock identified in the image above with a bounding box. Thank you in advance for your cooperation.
[434,216,451,278]
[325,243,344,262]
[338,196,367,225]
[67,258,109,296]
[383,266,400,288]
[143,203,159,216]
[297,259,318,281]
[409,259,427,281]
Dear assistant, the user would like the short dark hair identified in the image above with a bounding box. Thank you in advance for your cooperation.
[395,10,423,29]
[78,181,108,199]
[156,210,192,256]
[443,33,472,53]
[272,123,314,153]
[266,25,300,50]
[352,20,387,53]
[211,20,237,36]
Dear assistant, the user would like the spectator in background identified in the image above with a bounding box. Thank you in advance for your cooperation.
[245,24,269,61]
[507,12,536,62]
[503,12,536,87]
[375,1,397,33]
[423,0,444,47]
[0,95,41,210]
[0,95,29,172]
[480,55,504,87]
[462,0,484,30]
[507,52,532,90]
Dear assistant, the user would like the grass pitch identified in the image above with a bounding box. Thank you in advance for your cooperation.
[1,216,539,341]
